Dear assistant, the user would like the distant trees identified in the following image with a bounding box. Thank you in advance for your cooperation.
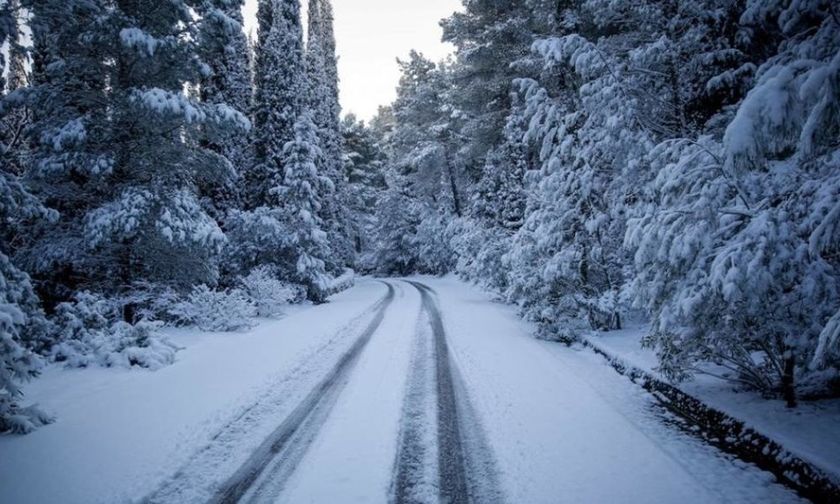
[371,0,840,404]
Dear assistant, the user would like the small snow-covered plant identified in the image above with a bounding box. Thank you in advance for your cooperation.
[169,285,256,331]
[324,269,355,297]
[120,282,182,325]
[239,266,303,318]
[49,291,114,367]
[0,255,54,434]
[49,291,178,370]
[101,321,177,371]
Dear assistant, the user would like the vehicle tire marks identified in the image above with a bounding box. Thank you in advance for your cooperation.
[395,281,501,504]
[392,293,437,503]
[210,281,396,504]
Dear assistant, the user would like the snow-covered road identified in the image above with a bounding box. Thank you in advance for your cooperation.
[0,278,806,503]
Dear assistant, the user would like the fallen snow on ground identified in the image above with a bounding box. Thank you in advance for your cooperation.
[585,321,840,479]
[277,282,421,502]
[0,276,814,504]
[414,275,803,503]
[0,280,388,504]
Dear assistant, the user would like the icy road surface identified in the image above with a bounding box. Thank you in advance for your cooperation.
[0,278,804,503]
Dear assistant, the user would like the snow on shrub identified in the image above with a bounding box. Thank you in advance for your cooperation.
[323,268,356,297]
[169,285,256,331]
[239,266,304,318]
[49,291,179,370]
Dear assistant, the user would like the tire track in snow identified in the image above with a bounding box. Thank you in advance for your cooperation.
[207,281,396,504]
[396,281,501,504]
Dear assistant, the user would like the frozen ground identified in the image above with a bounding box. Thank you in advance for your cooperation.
[584,322,840,480]
[0,277,809,503]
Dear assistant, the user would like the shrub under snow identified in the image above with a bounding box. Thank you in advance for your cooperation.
[239,266,304,318]
[50,292,179,370]
[169,285,257,331]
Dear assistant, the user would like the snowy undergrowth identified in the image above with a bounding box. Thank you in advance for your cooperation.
[47,267,319,373]
[169,286,257,332]
[50,292,179,371]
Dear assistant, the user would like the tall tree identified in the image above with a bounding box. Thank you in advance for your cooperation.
[1,0,29,176]
[0,0,53,433]
[20,0,113,308]
[249,0,306,209]
[305,0,354,269]
[272,113,332,301]
[197,0,253,220]
[83,0,248,305]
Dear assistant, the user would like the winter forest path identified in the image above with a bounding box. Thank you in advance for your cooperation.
[118,278,807,503]
[224,278,804,503]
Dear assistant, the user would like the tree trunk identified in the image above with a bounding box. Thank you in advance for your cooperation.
[782,352,797,408]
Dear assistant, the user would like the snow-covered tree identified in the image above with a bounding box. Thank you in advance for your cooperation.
[196,0,253,220]
[88,0,248,302]
[441,0,552,170]
[0,10,54,428]
[1,0,29,177]
[627,0,840,404]
[471,92,530,232]
[341,114,387,260]
[249,0,306,209]
[16,0,114,309]
[272,113,332,301]
[305,0,354,270]
[372,178,420,276]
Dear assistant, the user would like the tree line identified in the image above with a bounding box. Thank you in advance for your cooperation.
[360,0,840,407]
[1,0,355,432]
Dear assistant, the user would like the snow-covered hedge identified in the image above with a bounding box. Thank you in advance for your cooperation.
[49,292,179,370]
[169,285,256,331]
[239,266,304,318]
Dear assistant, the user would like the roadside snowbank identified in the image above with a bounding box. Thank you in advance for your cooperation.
[584,323,840,479]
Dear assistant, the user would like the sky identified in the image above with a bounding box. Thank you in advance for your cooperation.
[243,0,462,121]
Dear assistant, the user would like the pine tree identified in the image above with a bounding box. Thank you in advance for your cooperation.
[341,114,387,258]
[19,0,114,309]
[441,0,551,171]
[197,0,253,220]
[305,0,354,270]
[272,113,332,301]
[249,0,306,209]
[0,5,53,432]
[82,0,249,303]
[0,0,28,177]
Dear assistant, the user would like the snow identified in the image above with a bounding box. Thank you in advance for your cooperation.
[278,282,421,502]
[583,321,840,479]
[0,276,816,503]
[0,280,388,504]
[414,275,803,503]
[119,28,164,56]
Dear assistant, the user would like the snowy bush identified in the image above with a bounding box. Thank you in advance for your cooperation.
[0,254,54,434]
[119,282,182,324]
[239,266,304,318]
[323,268,356,297]
[450,218,511,292]
[49,292,179,370]
[169,285,256,331]
[414,209,457,275]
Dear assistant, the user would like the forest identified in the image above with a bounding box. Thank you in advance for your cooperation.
[1,0,839,439]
